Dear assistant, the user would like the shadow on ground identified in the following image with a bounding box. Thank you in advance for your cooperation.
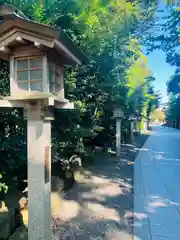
[52,133,150,240]
[0,133,150,240]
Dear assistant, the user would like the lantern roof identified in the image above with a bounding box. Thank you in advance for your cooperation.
[0,3,87,65]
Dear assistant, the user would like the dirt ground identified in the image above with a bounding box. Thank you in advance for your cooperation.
[52,132,150,240]
[3,132,150,240]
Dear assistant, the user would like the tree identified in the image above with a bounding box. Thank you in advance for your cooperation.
[0,0,159,184]
[167,68,180,95]
[151,110,165,122]
[0,173,8,194]
[143,4,179,127]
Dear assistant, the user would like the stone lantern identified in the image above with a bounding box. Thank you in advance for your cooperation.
[0,3,86,240]
[113,106,123,157]
[113,106,123,119]
[129,114,136,143]
[143,118,148,131]
[137,115,142,133]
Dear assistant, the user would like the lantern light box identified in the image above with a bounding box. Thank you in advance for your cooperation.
[113,106,123,119]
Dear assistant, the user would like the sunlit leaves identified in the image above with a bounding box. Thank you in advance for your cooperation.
[0,173,8,193]
[0,0,160,167]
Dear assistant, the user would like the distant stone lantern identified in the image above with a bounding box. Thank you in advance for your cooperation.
[113,106,123,119]
[137,115,142,133]
[129,113,136,143]
[143,118,148,131]
[0,3,86,240]
[113,106,123,157]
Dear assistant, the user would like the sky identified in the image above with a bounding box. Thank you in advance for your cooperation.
[147,50,175,103]
[146,1,175,103]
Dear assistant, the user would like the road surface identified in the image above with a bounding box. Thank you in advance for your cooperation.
[134,126,180,240]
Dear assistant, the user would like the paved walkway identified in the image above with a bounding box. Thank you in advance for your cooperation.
[134,126,180,240]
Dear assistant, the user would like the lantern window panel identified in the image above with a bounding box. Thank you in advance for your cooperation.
[16,57,43,92]
[30,81,42,92]
[49,63,61,93]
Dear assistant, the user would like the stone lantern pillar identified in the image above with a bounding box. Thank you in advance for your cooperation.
[113,106,123,157]
[129,114,136,143]
[137,115,142,133]
[0,3,87,240]
[143,119,148,131]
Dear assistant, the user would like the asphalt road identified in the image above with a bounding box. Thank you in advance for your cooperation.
[134,126,180,240]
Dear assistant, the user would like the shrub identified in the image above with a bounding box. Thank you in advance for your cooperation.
[0,173,8,194]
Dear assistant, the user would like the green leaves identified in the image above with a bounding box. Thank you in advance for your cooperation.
[146,5,180,124]
[0,173,8,193]
[0,0,159,172]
